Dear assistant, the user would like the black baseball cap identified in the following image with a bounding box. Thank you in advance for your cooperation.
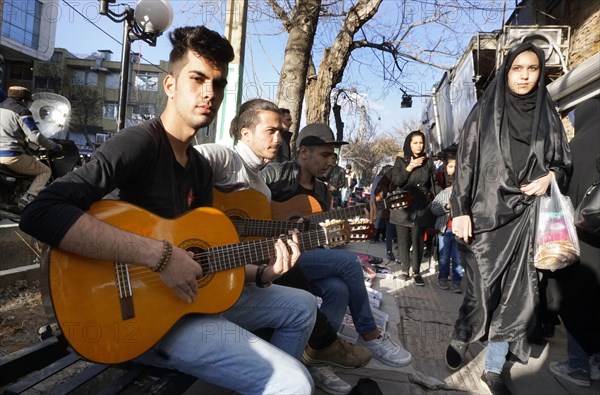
[297,123,348,147]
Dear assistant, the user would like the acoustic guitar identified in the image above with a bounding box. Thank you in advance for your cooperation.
[46,200,348,364]
[212,189,375,241]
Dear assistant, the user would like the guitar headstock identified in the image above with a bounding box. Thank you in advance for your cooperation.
[319,219,351,248]
[385,190,413,210]
[348,218,375,242]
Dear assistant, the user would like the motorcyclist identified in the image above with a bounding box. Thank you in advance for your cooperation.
[0,86,62,209]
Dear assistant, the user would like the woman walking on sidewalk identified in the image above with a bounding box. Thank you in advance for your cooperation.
[444,42,572,394]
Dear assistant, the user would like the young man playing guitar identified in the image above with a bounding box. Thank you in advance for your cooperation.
[261,124,413,368]
[196,98,371,395]
[20,26,316,394]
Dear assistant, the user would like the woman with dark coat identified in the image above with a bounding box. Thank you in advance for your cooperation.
[445,42,572,393]
[390,130,435,286]
[548,97,600,386]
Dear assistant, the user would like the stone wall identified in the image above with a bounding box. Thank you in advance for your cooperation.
[566,2,600,69]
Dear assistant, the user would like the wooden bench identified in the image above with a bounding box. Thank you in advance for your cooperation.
[0,335,198,395]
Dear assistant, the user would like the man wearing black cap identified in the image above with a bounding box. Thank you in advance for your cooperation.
[0,86,62,209]
[261,123,413,370]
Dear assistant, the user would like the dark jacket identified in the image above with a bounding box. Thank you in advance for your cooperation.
[549,97,600,354]
[325,165,345,191]
[389,155,435,227]
[260,160,332,210]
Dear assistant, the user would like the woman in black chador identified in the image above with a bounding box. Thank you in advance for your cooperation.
[445,42,572,393]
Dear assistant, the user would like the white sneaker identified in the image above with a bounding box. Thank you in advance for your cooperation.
[357,332,412,367]
[308,365,352,395]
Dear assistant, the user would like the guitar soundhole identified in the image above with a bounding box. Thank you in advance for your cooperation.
[225,209,248,220]
[178,238,214,287]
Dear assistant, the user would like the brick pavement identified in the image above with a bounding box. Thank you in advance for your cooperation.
[337,240,600,395]
[186,239,599,394]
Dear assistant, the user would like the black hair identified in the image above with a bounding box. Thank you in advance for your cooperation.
[168,26,234,76]
[229,99,281,141]
[280,108,291,114]
[402,130,427,161]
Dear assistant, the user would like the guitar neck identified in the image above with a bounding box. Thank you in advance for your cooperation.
[231,218,308,238]
[203,227,333,273]
[305,199,385,223]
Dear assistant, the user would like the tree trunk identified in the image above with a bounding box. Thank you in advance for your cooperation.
[305,0,382,129]
[276,0,322,154]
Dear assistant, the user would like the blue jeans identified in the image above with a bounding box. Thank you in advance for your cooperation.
[298,248,377,335]
[137,283,315,395]
[385,218,397,253]
[485,341,509,374]
[567,330,600,370]
[438,230,464,284]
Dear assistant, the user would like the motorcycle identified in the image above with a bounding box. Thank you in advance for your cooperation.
[0,93,79,221]
[0,140,80,221]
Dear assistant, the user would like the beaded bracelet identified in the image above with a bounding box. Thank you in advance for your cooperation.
[150,240,173,273]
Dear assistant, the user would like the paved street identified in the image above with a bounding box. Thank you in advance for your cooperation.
[326,240,600,395]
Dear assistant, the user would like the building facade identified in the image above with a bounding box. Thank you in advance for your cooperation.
[422,0,600,153]
[30,48,168,146]
[0,0,60,89]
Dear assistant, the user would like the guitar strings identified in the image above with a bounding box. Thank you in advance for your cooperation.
[122,229,331,285]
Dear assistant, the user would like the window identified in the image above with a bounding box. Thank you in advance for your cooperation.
[104,73,120,89]
[35,77,61,91]
[1,0,42,49]
[103,102,118,119]
[134,71,159,91]
[9,63,33,80]
[131,103,156,121]
[72,70,98,86]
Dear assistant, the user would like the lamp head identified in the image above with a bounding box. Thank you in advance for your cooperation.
[134,0,173,35]
[401,94,413,108]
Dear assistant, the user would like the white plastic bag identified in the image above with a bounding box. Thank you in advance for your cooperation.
[533,177,580,271]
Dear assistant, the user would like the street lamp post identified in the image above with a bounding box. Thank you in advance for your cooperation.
[98,0,173,132]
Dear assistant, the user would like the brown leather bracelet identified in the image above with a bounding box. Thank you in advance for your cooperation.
[150,240,173,273]
[255,264,271,288]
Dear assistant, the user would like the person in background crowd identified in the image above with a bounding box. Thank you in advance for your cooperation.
[431,154,463,293]
[0,86,62,209]
[389,131,435,286]
[548,97,600,388]
[196,98,371,395]
[375,166,399,261]
[19,26,316,395]
[342,163,358,206]
[369,165,393,243]
[262,123,412,372]
[323,152,346,208]
[445,43,571,395]
[272,107,293,162]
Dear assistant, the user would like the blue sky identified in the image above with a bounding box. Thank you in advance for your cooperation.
[54,0,512,134]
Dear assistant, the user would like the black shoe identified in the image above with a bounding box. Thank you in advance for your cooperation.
[480,371,512,395]
[413,274,425,286]
[445,339,468,370]
[386,251,396,261]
